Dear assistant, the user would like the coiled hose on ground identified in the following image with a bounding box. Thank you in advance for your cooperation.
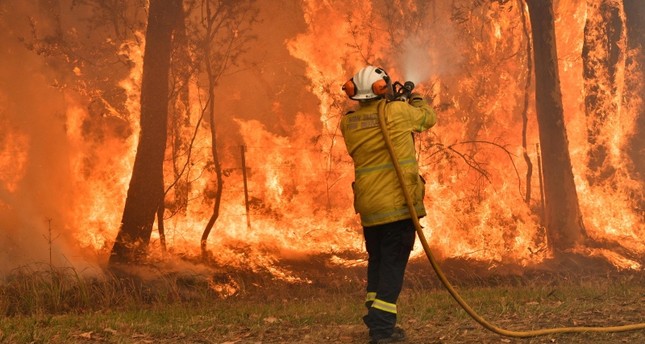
[376,99,645,337]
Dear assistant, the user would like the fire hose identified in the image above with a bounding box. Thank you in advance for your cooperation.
[375,99,645,337]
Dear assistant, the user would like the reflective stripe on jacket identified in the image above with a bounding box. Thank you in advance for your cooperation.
[341,98,436,227]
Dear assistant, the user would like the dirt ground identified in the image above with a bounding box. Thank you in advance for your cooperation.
[4,253,644,344]
[194,255,645,344]
[206,323,645,344]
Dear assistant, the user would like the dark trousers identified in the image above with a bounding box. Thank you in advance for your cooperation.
[362,219,416,339]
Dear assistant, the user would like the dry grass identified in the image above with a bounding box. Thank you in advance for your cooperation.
[0,258,644,343]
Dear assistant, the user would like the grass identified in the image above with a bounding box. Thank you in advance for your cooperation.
[0,261,644,343]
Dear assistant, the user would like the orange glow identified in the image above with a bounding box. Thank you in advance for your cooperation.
[0,131,29,194]
[0,0,642,279]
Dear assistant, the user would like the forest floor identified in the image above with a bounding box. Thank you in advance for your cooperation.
[1,254,644,343]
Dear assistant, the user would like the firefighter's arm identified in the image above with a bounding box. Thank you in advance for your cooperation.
[407,93,436,132]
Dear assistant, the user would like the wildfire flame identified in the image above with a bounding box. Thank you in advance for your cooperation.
[0,0,642,280]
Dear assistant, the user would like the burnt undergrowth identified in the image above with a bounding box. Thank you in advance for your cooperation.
[0,251,642,317]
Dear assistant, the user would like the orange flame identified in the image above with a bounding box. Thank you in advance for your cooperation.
[0,1,642,278]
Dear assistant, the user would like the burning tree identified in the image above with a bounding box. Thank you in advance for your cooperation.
[109,0,183,264]
[110,0,258,264]
[0,0,149,268]
[583,0,625,183]
[623,0,645,179]
[525,0,587,251]
[0,0,643,276]
[185,0,258,259]
[288,0,643,269]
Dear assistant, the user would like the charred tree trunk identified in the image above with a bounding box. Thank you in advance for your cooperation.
[109,0,181,265]
[199,0,225,260]
[200,88,224,260]
[525,0,587,252]
[159,4,192,253]
[582,0,625,184]
[169,4,192,216]
[519,0,534,204]
[623,0,645,180]
[157,204,167,253]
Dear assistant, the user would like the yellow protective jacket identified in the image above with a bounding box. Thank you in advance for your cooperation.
[340,97,436,227]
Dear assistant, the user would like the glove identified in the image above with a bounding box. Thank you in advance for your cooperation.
[410,92,423,101]
[408,92,427,107]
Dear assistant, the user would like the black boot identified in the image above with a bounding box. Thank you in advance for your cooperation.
[368,326,405,343]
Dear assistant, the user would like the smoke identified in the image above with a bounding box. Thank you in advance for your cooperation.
[0,0,323,276]
[0,1,99,274]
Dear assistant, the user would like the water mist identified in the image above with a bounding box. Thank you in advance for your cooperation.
[399,36,434,85]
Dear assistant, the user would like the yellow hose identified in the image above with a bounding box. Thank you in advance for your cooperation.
[376,100,645,337]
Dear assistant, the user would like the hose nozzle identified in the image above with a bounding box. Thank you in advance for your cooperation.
[403,81,415,93]
[391,80,415,101]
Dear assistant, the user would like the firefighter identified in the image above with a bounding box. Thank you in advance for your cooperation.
[340,65,436,343]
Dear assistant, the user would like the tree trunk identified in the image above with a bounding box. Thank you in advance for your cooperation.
[199,0,225,260]
[623,0,645,180]
[109,0,181,265]
[525,0,587,251]
[169,4,192,216]
[519,0,534,205]
[582,0,625,183]
[200,89,223,259]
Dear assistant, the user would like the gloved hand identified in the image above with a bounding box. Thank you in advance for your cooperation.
[408,92,427,107]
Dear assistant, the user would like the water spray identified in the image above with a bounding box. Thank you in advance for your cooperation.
[399,36,434,85]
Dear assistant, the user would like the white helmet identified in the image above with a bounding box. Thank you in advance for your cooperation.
[342,66,390,100]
